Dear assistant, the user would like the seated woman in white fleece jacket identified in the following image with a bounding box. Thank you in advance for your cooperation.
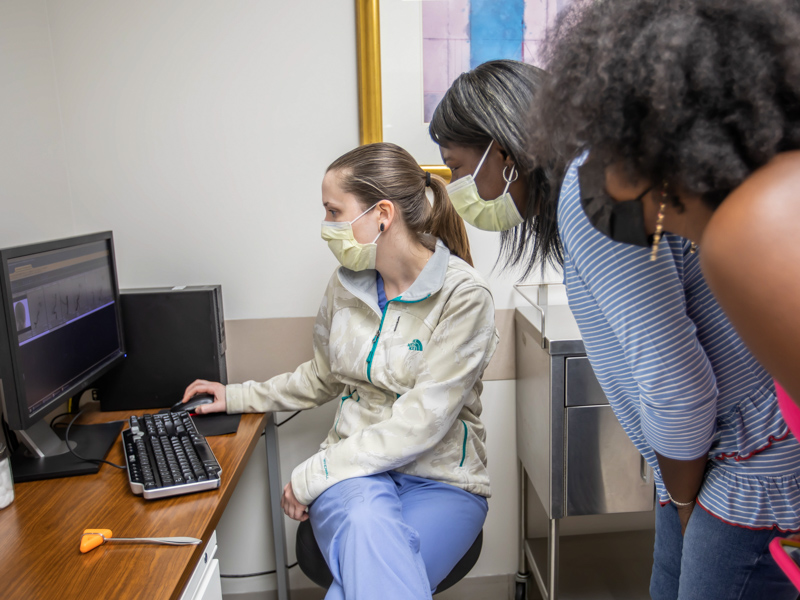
[181,142,498,600]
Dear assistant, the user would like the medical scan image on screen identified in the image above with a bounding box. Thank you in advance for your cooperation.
[7,240,118,416]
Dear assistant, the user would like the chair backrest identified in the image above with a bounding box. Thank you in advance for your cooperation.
[295,519,483,594]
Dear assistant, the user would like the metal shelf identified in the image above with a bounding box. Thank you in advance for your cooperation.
[521,530,654,600]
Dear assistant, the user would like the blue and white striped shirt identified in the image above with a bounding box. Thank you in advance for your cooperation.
[558,154,800,530]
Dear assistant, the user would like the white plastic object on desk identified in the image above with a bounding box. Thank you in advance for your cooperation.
[0,423,13,509]
[0,457,13,509]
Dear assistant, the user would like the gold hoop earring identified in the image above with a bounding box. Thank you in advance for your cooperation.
[650,183,668,262]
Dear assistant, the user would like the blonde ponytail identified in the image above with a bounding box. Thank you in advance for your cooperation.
[426,174,473,266]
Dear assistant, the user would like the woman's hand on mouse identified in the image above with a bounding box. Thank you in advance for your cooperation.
[281,482,309,522]
[181,380,227,414]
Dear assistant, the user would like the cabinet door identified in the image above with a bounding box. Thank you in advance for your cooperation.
[566,405,654,516]
[180,531,217,600]
[565,356,607,406]
[193,559,222,600]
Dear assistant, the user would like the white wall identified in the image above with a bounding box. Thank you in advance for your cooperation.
[43,0,362,321]
[0,1,75,246]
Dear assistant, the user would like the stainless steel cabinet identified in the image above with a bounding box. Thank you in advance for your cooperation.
[566,405,653,516]
[514,287,653,600]
[565,357,605,407]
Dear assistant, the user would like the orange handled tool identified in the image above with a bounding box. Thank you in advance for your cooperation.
[80,529,201,553]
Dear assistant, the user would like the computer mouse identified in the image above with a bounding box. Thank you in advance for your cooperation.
[171,393,215,413]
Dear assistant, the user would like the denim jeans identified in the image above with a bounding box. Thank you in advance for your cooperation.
[650,502,797,600]
[309,471,488,600]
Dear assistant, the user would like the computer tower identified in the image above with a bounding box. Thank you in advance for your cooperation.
[96,285,227,411]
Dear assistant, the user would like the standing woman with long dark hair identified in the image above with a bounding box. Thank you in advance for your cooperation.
[429,59,560,276]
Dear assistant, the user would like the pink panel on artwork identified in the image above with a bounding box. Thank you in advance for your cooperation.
[523,0,566,65]
[448,38,471,85]
[423,38,451,91]
[446,0,470,38]
[524,0,549,41]
[422,0,471,122]
[422,2,449,38]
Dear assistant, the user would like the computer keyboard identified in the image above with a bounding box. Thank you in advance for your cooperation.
[122,411,222,500]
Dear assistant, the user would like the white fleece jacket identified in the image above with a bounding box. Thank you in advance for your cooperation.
[225,241,498,505]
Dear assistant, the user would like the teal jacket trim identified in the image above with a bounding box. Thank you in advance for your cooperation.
[366,294,430,383]
[459,420,468,467]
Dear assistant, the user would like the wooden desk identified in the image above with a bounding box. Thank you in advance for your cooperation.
[0,408,284,600]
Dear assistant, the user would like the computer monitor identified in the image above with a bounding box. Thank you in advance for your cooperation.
[0,231,126,481]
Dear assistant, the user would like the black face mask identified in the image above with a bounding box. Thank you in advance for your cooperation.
[577,159,652,247]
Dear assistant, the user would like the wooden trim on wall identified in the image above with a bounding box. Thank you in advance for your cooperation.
[355,0,382,146]
[354,0,451,182]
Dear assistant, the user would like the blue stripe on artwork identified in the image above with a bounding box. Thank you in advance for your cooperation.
[469,0,524,69]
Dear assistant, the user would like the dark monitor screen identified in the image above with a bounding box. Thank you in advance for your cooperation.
[0,232,125,431]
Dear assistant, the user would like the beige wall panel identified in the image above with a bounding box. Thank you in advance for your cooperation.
[225,317,316,384]
[483,308,515,382]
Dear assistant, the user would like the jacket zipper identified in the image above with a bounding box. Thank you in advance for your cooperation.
[334,390,358,440]
[365,294,431,384]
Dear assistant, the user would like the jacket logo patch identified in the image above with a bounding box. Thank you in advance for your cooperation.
[408,339,423,351]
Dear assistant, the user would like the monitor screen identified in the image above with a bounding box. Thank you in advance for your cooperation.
[0,232,125,431]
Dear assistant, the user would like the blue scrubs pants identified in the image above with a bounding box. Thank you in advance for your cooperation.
[308,471,488,600]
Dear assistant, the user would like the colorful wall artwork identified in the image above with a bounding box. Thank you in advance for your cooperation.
[422,0,570,122]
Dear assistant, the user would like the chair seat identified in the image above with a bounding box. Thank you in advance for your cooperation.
[296,519,483,595]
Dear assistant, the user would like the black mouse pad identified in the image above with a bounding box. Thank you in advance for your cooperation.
[156,409,241,437]
[192,412,241,437]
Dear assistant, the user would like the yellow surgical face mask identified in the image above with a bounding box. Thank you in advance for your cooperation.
[446,142,524,232]
[320,203,381,271]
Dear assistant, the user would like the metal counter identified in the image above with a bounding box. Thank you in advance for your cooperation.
[514,285,654,600]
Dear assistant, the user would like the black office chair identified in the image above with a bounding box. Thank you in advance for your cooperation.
[296,519,483,595]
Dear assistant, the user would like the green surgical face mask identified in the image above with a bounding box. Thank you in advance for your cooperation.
[446,142,524,232]
[320,203,381,271]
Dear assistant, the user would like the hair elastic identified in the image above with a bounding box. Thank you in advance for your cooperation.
[425,171,432,187]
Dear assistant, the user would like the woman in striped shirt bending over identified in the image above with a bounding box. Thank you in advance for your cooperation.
[526,0,800,598]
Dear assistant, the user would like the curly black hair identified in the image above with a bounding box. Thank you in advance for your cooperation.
[430,59,563,277]
[531,0,800,262]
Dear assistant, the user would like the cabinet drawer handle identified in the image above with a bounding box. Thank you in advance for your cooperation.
[640,454,651,484]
